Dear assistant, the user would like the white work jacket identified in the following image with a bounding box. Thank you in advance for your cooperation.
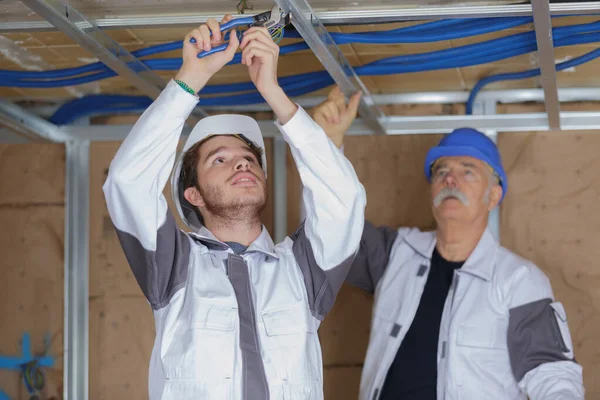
[346,224,584,400]
[103,80,366,400]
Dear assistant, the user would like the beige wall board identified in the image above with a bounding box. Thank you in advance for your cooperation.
[381,103,465,117]
[350,40,453,57]
[0,87,25,98]
[0,206,64,399]
[0,33,45,48]
[5,46,62,67]
[10,86,77,99]
[285,147,302,236]
[47,43,141,65]
[104,29,141,45]
[369,70,465,92]
[450,29,535,48]
[498,130,600,398]
[130,27,194,44]
[338,22,417,33]
[554,46,600,60]
[261,137,275,238]
[89,295,154,400]
[98,76,141,95]
[556,62,600,88]
[319,284,373,366]
[460,65,539,89]
[552,15,600,28]
[497,101,600,114]
[338,20,533,34]
[324,366,363,400]
[29,31,78,47]
[0,144,65,205]
[343,134,441,229]
[141,48,181,60]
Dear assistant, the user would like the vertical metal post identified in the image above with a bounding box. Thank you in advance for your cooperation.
[532,0,561,130]
[274,136,288,242]
[473,99,500,240]
[64,140,90,400]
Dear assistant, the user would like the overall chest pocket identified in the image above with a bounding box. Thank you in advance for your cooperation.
[162,302,237,385]
[455,320,519,398]
[261,303,322,393]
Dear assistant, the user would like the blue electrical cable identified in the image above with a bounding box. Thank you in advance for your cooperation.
[2,15,599,123]
[466,47,600,114]
[0,16,537,84]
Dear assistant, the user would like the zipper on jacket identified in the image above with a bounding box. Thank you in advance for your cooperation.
[371,262,430,400]
[438,271,460,400]
[372,388,379,400]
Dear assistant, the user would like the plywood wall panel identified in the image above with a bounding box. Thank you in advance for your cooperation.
[0,144,65,205]
[498,101,600,114]
[324,366,363,399]
[499,130,600,398]
[319,284,373,366]
[89,296,154,400]
[0,200,64,398]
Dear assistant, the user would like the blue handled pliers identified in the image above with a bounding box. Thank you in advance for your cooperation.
[191,5,291,58]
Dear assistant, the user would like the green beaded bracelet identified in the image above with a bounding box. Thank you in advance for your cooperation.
[175,79,196,95]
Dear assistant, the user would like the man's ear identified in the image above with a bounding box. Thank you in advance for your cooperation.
[184,186,205,208]
[488,184,503,211]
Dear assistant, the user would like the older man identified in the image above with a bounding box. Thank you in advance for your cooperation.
[311,98,584,400]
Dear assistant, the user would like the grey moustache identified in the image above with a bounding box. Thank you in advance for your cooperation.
[433,187,470,207]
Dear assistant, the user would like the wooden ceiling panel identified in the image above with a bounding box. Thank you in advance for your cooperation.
[2,15,600,102]
[370,69,465,92]
[1,32,45,48]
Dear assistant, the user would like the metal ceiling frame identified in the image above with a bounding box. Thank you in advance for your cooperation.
[3,2,600,31]
[3,87,600,143]
[532,0,562,130]
[275,0,387,134]
[2,2,600,400]
[20,0,208,119]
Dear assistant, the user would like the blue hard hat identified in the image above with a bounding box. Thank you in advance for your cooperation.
[424,127,507,202]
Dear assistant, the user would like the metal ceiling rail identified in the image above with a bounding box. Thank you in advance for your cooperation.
[189,87,600,111]
[382,112,600,134]
[20,0,208,119]
[3,2,600,32]
[12,87,600,117]
[532,0,562,130]
[64,139,90,400]
[58,112,600,141]
[275,0,387,135]
[0,99,77,142]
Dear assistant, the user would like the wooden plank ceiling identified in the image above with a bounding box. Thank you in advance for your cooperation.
[1,13,599,102]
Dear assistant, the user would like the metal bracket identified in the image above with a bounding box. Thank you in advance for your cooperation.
[274,0,387,135]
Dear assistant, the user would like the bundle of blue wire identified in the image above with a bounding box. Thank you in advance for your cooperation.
[2,15,600,124]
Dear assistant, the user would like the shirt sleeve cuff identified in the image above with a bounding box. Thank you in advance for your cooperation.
[274,105,323,143]
[159,79,200,117]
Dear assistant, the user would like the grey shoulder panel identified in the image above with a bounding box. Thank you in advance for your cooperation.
[345,220,399,294]
[114,210,191,310]
[291,222,353,320]
[508,297,574,382]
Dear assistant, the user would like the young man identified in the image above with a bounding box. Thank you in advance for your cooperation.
[312,97,584,400]
[103,15,366,400]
